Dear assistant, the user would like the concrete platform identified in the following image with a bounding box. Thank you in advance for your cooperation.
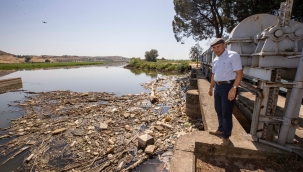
[0,77,22,89]
[170,72,302,172]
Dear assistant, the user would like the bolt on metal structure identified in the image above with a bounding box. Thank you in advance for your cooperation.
[201,0,303,153]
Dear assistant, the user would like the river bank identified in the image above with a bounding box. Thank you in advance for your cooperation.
[0,61,128,78]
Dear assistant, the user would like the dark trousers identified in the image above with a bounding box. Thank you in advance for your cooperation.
[214,83,235,138]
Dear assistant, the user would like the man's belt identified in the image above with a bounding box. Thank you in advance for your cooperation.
[215,80,235,85]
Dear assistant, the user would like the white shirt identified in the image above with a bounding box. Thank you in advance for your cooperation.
[212,49,242,82]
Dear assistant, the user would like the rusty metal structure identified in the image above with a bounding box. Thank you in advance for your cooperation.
[201,0,303,154]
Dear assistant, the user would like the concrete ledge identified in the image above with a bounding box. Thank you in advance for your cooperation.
[170,149,195,172]
[0,77,22,88]
[170,74,295,172]
[197,78,217,131]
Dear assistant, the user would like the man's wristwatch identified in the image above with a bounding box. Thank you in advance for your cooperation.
[232,85,237,89]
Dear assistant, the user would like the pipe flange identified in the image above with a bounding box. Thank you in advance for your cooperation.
[267,26,287,42]
[295,28,303,37]
[274,29,284,37]
[290,25,303,40]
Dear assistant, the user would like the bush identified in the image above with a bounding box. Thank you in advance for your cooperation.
[166,65,175,71]
[128,58,143,68]
[176,62,191,72]
[147,63,156,69]
[126,59,190,73]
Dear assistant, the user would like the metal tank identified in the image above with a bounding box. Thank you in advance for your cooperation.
[201,48,213,80]
[201,0,303,154]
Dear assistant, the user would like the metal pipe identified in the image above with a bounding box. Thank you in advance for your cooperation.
[259,139,292,152]
[278,50,303,145]
[239,81,262,98]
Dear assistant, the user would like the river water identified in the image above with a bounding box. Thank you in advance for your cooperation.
[0,65,170,172]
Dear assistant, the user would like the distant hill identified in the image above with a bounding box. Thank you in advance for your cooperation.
[50,55,130,62]
[0,50,14,56]
[93,56,130,61]
[0,50,130,63]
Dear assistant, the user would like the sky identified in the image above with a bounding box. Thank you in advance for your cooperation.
[0,0,210,60]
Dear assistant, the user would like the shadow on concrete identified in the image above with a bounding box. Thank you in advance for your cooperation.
[194,142,303,172]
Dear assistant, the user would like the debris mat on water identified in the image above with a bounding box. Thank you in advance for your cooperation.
[0,75,203,171]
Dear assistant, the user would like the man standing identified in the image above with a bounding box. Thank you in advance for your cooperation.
[208,38,243,146]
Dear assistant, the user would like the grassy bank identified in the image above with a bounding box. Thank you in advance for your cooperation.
[0,62,105,70]
[125,58,192,73]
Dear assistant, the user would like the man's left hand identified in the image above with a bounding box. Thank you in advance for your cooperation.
[228,88,236,101]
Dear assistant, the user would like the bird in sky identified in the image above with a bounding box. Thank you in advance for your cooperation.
[42,21,47,24]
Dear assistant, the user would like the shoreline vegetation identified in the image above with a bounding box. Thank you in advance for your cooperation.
[0,61,106,70]
[0,58,194,77]
[124,58,192,73]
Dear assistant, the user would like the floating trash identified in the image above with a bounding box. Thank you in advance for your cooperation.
[0,75,204,171]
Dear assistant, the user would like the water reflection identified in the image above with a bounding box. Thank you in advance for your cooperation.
[0,92,25,129]
[0,65,159,129]
[0,66,158,95]
[129,68,158,78]
[128,68,180,79]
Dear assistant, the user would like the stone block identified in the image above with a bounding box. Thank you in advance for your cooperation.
[138,134,154,148]
[145,145,156,154]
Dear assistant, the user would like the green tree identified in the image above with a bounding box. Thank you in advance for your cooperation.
[25,56,31,62]
[172,0,302,42]
[145,49,158,62]
[189,44,203,67]
[173,0,225,42]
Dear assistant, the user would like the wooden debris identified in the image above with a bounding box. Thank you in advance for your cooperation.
[0,76,196,171]
[106,146,115,154]
[70,141,76,147]
[26,141,36,145]
[150,79,159,104]
[25,153,35,162]
[0,135,9,139]
[121,155,149,171]
[117,161,125,170]
[157,121,173,129]
[95,140,100,147]
[108,139,115,145]
[52,128,67,135]
[85,136,91,144]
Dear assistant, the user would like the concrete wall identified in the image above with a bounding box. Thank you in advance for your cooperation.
[0,77,22,89]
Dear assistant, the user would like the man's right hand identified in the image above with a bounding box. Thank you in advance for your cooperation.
[208,88,213,96]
